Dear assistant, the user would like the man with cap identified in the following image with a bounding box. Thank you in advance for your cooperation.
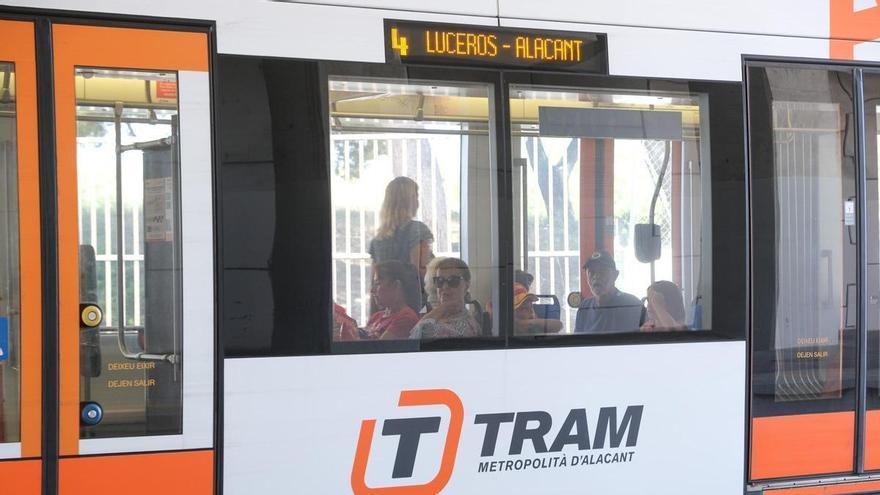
[574,251,644,333]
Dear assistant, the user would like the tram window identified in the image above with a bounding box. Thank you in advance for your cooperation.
[329,78,499,343]
[0,62,20,444]
[509,86,712,335]
[75,68,182,438]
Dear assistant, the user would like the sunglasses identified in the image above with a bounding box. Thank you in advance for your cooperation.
[433,275,464,288]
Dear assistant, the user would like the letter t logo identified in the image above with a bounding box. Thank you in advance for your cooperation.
[351,389,463,495]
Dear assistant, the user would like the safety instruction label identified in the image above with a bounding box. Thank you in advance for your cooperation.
[145,177,174,242]
[0,317,8,362]
[845,199,856,226]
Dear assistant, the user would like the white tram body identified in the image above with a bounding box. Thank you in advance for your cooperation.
[0,1,879,494]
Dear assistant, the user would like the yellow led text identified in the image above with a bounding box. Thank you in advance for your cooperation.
[425,31,498,57]
[515,36,583,62]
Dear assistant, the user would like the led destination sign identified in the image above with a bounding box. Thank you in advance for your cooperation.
[385,20,607,73]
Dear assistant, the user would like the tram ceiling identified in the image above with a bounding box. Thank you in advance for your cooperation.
[329,89,702,129]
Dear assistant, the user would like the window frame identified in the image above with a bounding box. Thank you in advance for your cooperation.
[217,56,748,358]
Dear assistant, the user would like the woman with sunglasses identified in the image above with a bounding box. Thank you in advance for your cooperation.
[410,257,480,339]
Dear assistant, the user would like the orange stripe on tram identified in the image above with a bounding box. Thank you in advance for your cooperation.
[751,412,854,480]
[59,450,214,495]
[0,459,41,495]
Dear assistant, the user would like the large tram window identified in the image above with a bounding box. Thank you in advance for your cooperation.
[0,62,20,444]
[749,65,857,416]
[328,78,498,342]
[509,86,711,335]
[75,68,182,438]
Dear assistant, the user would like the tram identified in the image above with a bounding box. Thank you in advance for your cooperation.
[1,1,880,494]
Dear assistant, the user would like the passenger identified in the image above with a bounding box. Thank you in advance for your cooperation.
[410,257,480,339]
[332,302,359,341]
[514,268,534,290]
[369,176,434,278]
[574,251,643,333]
[513,282,563,335]
[641,280,688,332]
[364,261,421,339]
[423,256,449,311]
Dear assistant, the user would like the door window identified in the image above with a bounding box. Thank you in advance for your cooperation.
[0,61,21,446]
[748,63,858,480]
[75,67,183,438]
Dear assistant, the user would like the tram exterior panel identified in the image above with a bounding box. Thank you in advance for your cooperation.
[0,1,880,494]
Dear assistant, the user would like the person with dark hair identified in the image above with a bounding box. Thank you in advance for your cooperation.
[369,176,434,278]
[514,269,534,290]
[410,257,480,339]
[641,280,688,332]
[337,260,421,340]
[574,251,643,333]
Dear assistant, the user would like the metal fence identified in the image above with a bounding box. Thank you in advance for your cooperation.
[521,136,581,332]
[77,137,145,329]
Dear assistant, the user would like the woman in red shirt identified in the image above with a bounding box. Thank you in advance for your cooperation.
[338,260,421,340]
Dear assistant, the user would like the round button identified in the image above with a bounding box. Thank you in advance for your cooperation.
[81,402,103,426]
[80,304,102,328]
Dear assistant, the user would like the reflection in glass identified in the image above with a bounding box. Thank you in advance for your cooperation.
[509,86,709,334]
[0,62,20,444]
[328,78,497,340]
[76,67,182,438]
[864,73,880,406]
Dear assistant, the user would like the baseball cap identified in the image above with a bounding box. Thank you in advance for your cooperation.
[513,283,538,309]
[584,251,617,271]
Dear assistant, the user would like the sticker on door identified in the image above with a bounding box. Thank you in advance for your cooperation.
[0,316,8,362]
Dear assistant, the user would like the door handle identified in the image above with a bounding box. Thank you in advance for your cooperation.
[844,282,857,329]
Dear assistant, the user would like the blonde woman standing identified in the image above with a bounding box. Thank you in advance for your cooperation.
[369,176,434,277]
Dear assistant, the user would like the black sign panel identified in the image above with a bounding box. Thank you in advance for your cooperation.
[384,20,607,73]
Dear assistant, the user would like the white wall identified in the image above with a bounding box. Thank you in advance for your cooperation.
[6,0,880,81]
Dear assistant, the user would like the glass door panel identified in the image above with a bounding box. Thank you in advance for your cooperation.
[748,64,858,479]
[0,60,22,451]
[74,67,182,438]
[862,71,880,471]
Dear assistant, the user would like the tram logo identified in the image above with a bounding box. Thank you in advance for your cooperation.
[351,389,644,494]
[351,389,463,495]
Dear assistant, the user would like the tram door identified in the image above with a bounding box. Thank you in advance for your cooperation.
[0,19,42,494]
[748,63,880,481]
[51,25,214,494]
